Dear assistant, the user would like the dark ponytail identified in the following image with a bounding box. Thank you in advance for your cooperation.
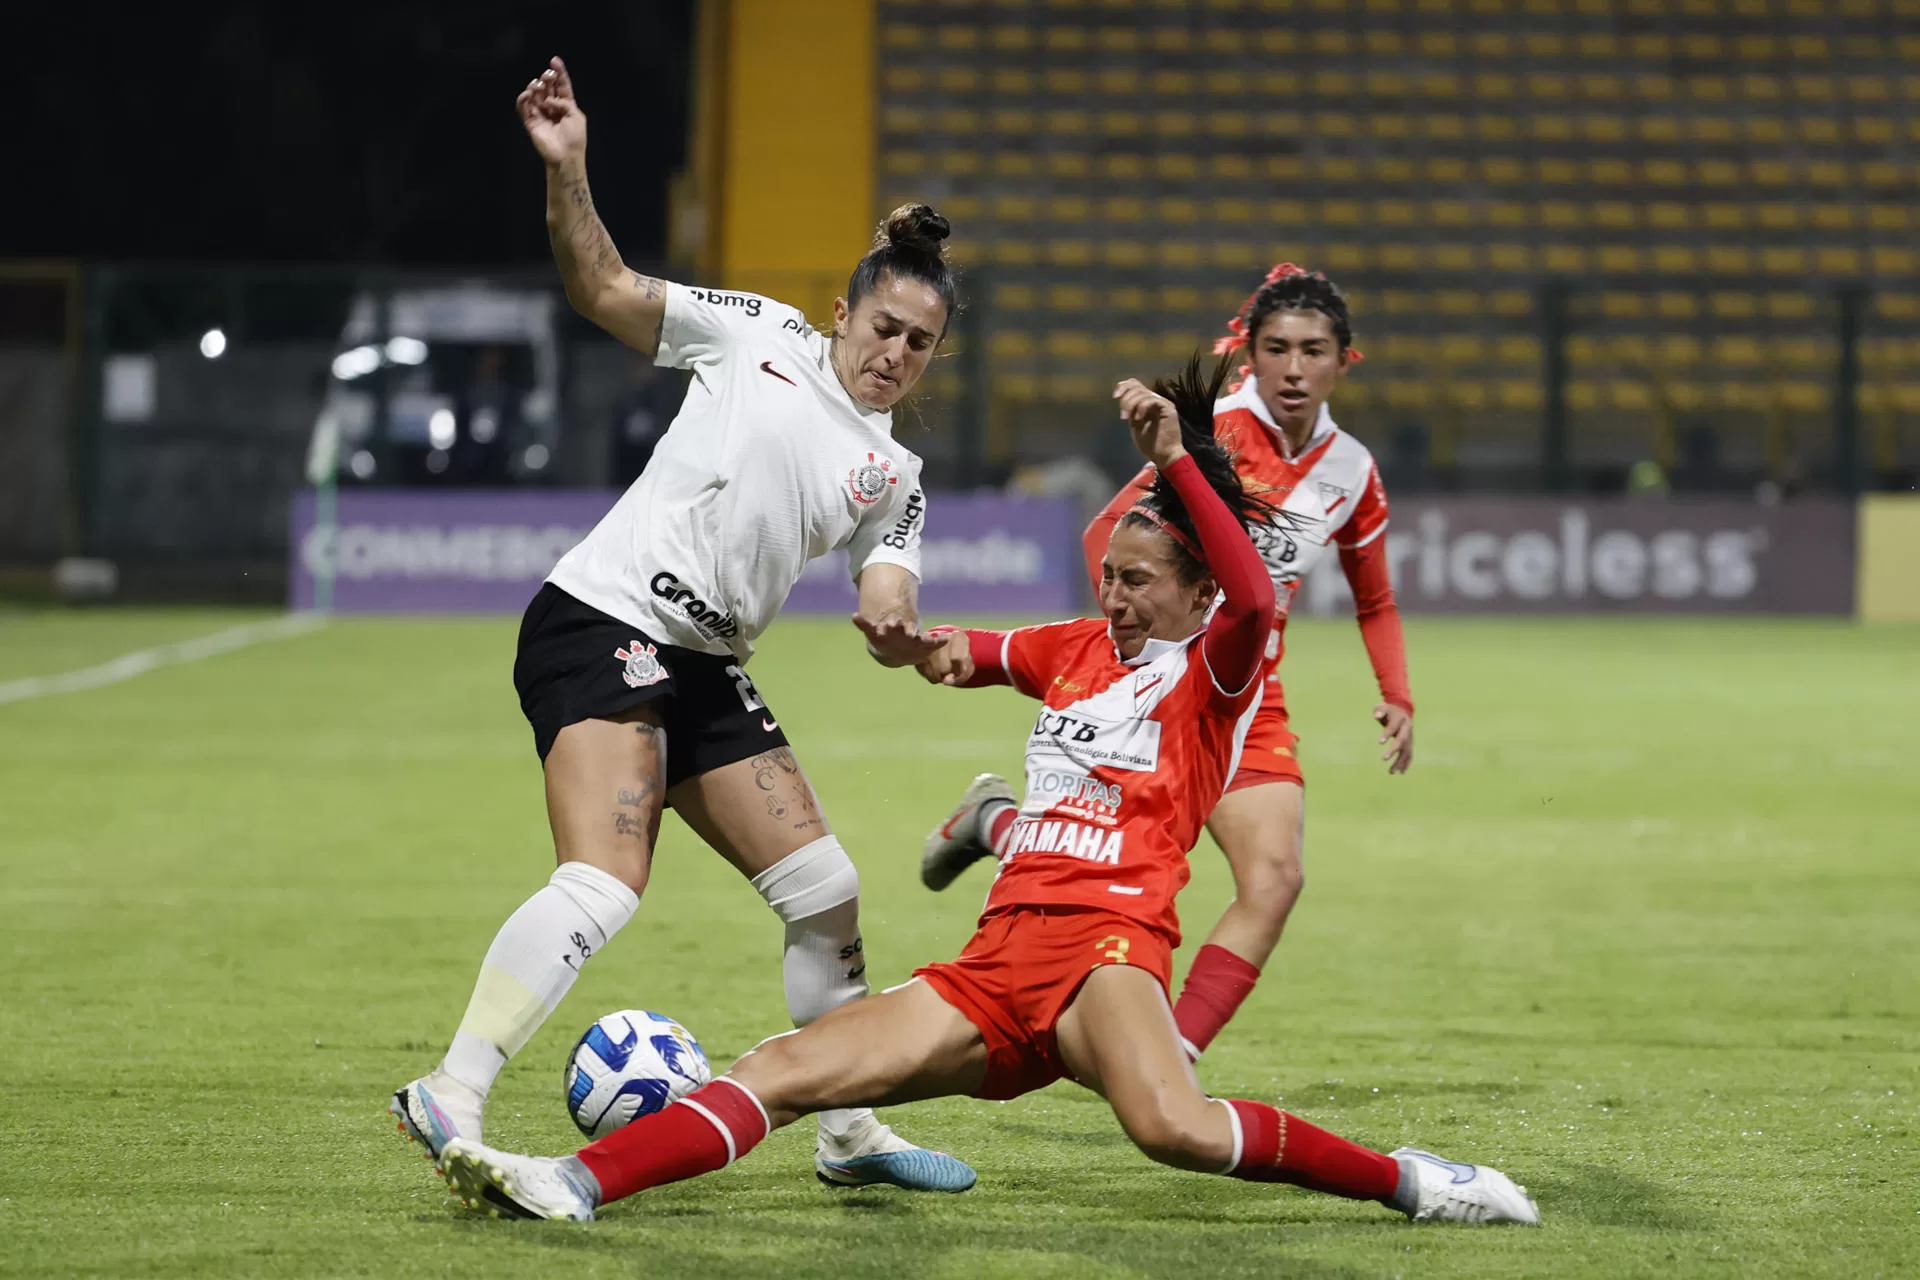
[1118,354,1292,584]
[846,203,958,336]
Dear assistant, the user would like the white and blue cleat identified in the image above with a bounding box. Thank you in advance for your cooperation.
[1391,1147,1540,1225]
[440,1138,598,1222]
[389,1074,478,1164]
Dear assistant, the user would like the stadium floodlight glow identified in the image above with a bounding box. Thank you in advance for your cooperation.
[469,408,498,443]
[386,336,429,366]
[425,448,451,474]
[331,345,383,381]
[524,443,551,472]
[348,449,377,480]
[198,328,227,359]
[428,408,457,451]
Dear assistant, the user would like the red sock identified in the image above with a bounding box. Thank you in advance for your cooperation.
[1172,944,1262,1060]
[1224,1099,1399,1202]
[575,1078,770,1204]
[985,801,1017,854]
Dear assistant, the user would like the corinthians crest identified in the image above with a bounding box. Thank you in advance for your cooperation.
[847,452,899,506]
[614,640,667,689]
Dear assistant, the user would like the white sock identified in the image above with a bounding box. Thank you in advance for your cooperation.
[438,862,639,1106]
[750,837,882,1148]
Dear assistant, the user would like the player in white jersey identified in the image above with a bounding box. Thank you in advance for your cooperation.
[388,56,974,1194]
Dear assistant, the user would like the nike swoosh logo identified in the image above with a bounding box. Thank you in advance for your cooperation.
[762,717,779,732]
[760,361,796,386]
[1412,1151,1479,1184]
[938,811,966,839]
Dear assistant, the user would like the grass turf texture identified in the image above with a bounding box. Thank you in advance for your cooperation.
[0,609,1914,1279]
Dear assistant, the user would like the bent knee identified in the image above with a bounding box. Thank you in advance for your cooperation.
[1120,1098,1229,1173]
[1232,844,1305,914]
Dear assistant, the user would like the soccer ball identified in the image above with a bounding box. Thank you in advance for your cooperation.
[564,1009,711,1139]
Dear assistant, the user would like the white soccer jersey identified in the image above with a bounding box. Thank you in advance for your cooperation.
[547,284,926,662]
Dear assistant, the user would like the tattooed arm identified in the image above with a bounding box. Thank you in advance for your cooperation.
[517,57,668,355]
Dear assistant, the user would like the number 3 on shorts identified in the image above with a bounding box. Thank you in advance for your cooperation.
[1097,934,1131,965]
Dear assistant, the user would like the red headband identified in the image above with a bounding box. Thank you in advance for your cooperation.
[1213,262,1365,371]
[1127,503,1202,561]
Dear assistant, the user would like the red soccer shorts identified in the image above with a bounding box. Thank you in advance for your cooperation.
[915,905,1174,1101]
[1226,675,1303,793]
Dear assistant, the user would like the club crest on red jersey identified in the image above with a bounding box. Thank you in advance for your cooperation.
[614,640,667,689]
[847,452,898,506]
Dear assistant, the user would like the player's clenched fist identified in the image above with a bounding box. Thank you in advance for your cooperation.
[913,628,975,687]
[1113,378,1188,472]
[517,56,587,167]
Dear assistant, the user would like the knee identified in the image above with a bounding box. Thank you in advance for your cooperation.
[1232,840,1305,919]
[1120,1093,1225,1173]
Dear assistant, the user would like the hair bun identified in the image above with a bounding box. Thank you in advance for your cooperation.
[877,203,951,257]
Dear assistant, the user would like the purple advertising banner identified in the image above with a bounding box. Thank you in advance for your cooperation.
[1291,497,1856,616]
[289,489,1079,615]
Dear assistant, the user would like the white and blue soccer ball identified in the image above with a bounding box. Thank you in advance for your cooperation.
[564,1009,711,1139]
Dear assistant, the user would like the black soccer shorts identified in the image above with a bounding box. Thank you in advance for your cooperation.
[512,583,790,787]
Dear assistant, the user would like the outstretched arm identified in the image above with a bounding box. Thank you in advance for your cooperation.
[852,564,945,668]
[518,57,669,355]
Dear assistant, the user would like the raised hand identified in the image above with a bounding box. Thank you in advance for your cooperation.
[516,56,587,167]
[913,629,975,687]
[1113,378,1187,471]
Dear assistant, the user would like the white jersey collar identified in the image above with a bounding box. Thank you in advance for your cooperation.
[1229,375,1335,459]
[1114,632,1197,668]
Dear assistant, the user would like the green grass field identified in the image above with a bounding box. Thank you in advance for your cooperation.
[2,607,1915,1278]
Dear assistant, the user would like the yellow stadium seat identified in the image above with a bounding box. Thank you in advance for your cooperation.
[1045,110,1091,136]
[1426,157,1470,182]
[1711,295,1759,321]
[1046,242,1095,268]
[1698,160,1741,186]
[1373,158,1418,182]
[1742,73,1783,100]
[1108,333,1151,360]
[1544,245,1587,271]
[1582,73,1624,98]
[990,332,1036,359]
[1102,154,1146,179]
[1869,205,1913,230]
[1159,198,1201,223]
[1657,293,1699,319]
[1435,200,1479,225]
[996,285,1037,311]
[937,25,979,50]
[1758,204,1799,230]
[1708,247,1753,273]
[1645,159,1688,185]
[1874,248,1917,274]
[1750,160,1793,185]
[1600,246,1643,272]
[991,25,1033,52]
[1108,287,1151,312]
[882,26,923,50]
[1321,199,1364,224]
[1653,247,1698,273]
[986,70,1026,94]
[1211,156,1256,180]
[1601,293,1645,318]
[997,375,1039,404]
[1046,154,1090,178]
[882,152,926,176]
[992,241,1038,266]
[1104,242,1150,268]
[1489,244,1532,271]
[1160,243,1205,268]
[1746,117,1787,143]
[993,152,1035,177]
[1158,154,1202,179]
[1860,162,1906,187]
[1046,376,1102,402]
[1639,116,1681,143]
[1320,157,1363,181]
[1477,73,1517,99]
[1375,199,1419,224]
[1045,332,1099,359]
[1766,293,1815,319]
[1378,245,1421,271]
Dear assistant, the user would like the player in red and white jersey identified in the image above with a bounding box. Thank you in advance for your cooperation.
[432,361,1538,1228]
[928,265,1413,1066]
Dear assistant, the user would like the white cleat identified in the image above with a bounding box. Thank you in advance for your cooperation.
[388,1073,480,1163]
[921,773,1015,891]
[439,1138,597,1222]
[1392,1147,1541,1225]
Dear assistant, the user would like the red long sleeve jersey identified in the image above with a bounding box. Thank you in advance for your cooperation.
[1084,381,1413,713]
[969,619,1265,946]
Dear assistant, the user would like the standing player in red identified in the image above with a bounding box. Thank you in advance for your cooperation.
[432,359,1537,1226]
[926,265,1410,1066]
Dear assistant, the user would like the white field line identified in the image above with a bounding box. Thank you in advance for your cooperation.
[0,613,327,707]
